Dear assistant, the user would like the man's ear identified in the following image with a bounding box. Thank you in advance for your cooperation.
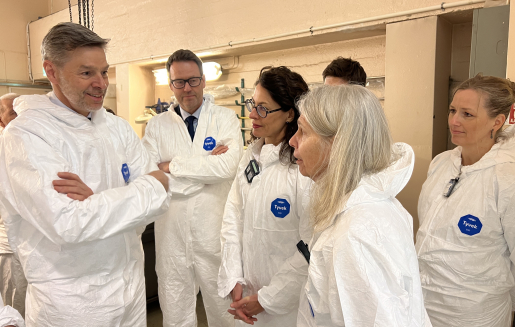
[43,60,59,85]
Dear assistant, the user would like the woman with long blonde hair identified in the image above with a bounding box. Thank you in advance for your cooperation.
[290,85,431,326]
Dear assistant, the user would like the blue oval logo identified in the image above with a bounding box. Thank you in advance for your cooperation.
[458,214,482,236]
[271,198,290,218]
[121,163,130,183]
[203,137,216,151]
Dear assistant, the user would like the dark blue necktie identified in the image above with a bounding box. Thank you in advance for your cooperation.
[185,116,196,141]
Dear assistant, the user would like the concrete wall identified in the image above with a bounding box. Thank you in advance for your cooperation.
[27,1,484,79]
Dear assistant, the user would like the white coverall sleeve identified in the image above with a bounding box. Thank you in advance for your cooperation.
[331,215,415,327]
[257,175,312,315]
[498,169,515,311]
[0,127,170,246]
[169,113,243,184]
[0,296,25,327]
[141,118,204,196]
[218,172,247,299]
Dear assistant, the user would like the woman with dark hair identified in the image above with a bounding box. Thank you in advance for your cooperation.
[416,74,515,327]
[217,66,312,326]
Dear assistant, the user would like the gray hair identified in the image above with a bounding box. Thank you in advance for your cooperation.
[41,22,109,66]
[298,85,394,232]
[0,93,20,114]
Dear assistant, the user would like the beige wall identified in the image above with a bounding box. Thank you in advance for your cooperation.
[27,1,484,79]
[0,0,50,95]
[49,0,78,14]
[385,16,442,234]
[507,2,515,79]
[116,64,155,137]
[91,0,479,65]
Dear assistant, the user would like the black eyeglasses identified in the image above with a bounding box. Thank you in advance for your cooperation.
[245,99,285,118]
[170,77,202,89]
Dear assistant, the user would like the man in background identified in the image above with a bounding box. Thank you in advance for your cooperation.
[143,49,242,327]
[323,57,367,86]
[0,93,27,320]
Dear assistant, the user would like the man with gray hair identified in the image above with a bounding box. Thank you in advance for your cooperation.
[0,23,172,326]
[0,93,27,320]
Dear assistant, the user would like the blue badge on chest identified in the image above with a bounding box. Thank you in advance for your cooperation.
[458,214,482,236]
[203,137,216,151]
[271,198,290,218]
[121,163,130,184]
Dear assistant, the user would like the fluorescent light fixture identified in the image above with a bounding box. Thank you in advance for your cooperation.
[153,69,168,85]
[203,62,222,81]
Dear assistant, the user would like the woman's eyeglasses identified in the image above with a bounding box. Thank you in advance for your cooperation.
[245,99,285,118]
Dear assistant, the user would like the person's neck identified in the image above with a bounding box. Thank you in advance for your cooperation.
[264,131,286,146]
[461,141,495,166]
[181,101,202,115]
[53,87,88,117]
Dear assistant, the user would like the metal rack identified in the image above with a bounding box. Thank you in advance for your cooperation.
[215,78,249,145]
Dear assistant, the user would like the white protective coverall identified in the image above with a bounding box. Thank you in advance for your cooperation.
[218,138,313,326]
[0,215,26,317]
[416,125,515,327]
[0,94,171,327]
[0,296,24,327]
[0,131,27,318]
[297,143,432,327]
[142,94,243,327]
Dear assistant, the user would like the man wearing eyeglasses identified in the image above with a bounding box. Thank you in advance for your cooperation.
[142,49,242,327]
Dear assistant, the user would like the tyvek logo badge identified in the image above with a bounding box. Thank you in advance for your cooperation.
[121,163,130,183]
[458,214,482,236]
[203,137,216,151]
[271,198,290,218]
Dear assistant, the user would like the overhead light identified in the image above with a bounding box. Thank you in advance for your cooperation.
[153,69,168,85]
[203,62,222,81]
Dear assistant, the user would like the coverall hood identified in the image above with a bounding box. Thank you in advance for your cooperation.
[343,142,415,212]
